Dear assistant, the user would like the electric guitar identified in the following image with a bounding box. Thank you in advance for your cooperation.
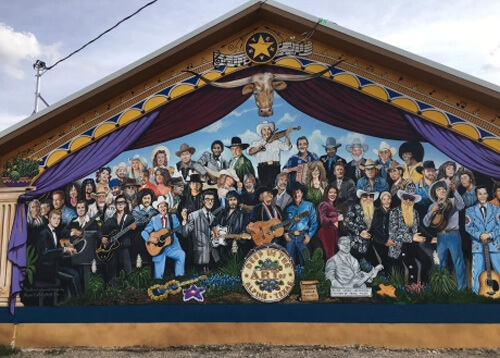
[247,211,309,246]
[96,214,151,261]
[146,224,183,257]
[210,225,252,248]
[60,212,102,255]
[478,236,500,298]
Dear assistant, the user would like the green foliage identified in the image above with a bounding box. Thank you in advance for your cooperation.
[87,273,106,301]
[128,266,153,289]
[389,266,405,287]
[429,266,457,296]
[2,156,39,179]
[217,253,245,277]
[0,344,20,356]
[25,245,38,285]
[300,248,330,297]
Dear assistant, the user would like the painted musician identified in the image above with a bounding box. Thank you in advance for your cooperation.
[319,137,346,183]
[51,190,77,226]
[423,180,466,290]
[142,196,185,279]
[465,186,500,293]
[60,200,101,240]
[247,186,283,244]
[399,141,424,184]
[284,182,318,266]
[248,121,293,188]
[212,190,250,256]
[282,136,319,185]
[99,194,136,281]
[227,137,255,183]
[175,143,197,181]
[193,140,228,183]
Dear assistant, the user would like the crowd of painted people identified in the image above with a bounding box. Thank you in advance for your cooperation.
[26,120,500,298]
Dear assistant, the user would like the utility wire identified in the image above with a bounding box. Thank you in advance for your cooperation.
[44,0,158,71]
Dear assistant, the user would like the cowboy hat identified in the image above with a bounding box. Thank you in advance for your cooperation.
[128,154,148,169]
[121,177,140,188]
[175,143,196,157]
[346,138,368,153]
[150,145,170,165]
[186,173,203,183]
[386,160,404,173]
[225,136,250,149]
[152,195,168,210]
[90,185,110,199]
[256,121,275,136]
[373,141,396,156]
[290,181,308,197]
[356,185,379,201]
[254,186,274,200]
[397,183,422,203]
[205,167,241,182]
[428,180,448,203]
[399,141,424,162]
[169,176,185,187]
[416,160,436,174]
[112,162,127,175]
[359,159,383,171]
[323,137,341,149]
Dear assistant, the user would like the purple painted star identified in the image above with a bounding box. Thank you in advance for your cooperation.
[182,284,206,302]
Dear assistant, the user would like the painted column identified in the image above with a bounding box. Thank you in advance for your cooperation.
[0,187,33,308]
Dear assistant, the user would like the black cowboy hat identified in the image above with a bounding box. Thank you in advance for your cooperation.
[254,186,274,201]
[416,160,436,174]
[290,181,308,197]
[399,141,424,162]
[225,136,249,150]
[121,177,140,188]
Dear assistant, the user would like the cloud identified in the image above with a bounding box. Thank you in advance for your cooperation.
[227,106,256,117]
[0,112,26,133]
[277,112,298,126]
[201,119,231,133]
[307,129,327,155]
[337,132,366,147]
[238,129,260,144]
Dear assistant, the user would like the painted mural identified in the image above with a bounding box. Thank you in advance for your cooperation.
[14,91,500,307]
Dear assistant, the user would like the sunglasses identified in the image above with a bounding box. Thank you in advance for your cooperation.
[402,194,415,202]
[361,194,375,199]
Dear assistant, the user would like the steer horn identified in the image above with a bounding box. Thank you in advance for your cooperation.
[273,59,345,82]
[183,70,253,88]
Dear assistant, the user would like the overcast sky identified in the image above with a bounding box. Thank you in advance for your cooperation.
[0,0,499,133]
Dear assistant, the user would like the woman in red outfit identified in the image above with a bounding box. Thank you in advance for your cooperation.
[317,185,344,259]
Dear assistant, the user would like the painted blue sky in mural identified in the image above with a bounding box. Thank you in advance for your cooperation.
[101,94,452,175]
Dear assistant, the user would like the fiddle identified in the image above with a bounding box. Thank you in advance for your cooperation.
[267,126,301,143]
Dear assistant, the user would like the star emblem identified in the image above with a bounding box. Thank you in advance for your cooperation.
[245,32,278,64]
[182,284,206,302]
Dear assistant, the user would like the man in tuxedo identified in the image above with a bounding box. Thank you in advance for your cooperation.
[331,162,356,214]
[465,186,500,293]
[36,209,80,295]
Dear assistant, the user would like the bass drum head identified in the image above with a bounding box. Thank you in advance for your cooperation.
[241,243,295,303]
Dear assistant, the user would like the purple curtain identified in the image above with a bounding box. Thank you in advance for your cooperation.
[406,114,500,179]
[7,203,27,314]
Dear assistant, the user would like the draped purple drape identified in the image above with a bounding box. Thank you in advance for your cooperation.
[406,114,500,179]
[7,203,26,314]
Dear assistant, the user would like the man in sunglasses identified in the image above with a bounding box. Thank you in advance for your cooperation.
[345,185,379,261]
[389,184,431,284]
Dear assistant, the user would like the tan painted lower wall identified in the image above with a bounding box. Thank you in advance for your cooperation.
[2,323,499,348]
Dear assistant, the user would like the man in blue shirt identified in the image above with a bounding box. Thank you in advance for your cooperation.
[283,136,319,185]
[284,182,318,265]
[319,137,346,183]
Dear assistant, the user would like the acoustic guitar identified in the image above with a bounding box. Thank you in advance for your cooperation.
[210,225,252,248]
[146,224,182,257]
[478,236,500,298]
[247,211,309,246]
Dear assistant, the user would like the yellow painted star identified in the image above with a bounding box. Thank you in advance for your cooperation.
[248,35,273,59]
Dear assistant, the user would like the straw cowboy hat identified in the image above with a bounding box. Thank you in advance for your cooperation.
[323,137,342,149]
[90,185,110,199]
[152,195,168,210]
[359,159,383,171]
[225,136,250,150]
[175,143,196,157]
[346,138,368,153]
[205,167,240,182]
[397,183,422,203]
[373,141,397,156]
[112,162,127,175]
[386,160,404,173]
[128,154,148,169]
[150,145,170,165]
[356,185,379,201]
[256,121,275,136]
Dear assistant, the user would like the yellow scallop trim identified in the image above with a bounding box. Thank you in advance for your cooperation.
[482,138,500,152]
[362,85,388,101]
[144,96,168,112]
[452,123,480,140]
[169,84,195,99]
[203,72,223,81]
[304,63,328,75]
[391,98,418,113]
[118,109,142,125]
[422,110,449,127]
[94,123,117,139]
[333,73,359,88]
[45,150,68,167]
[70,136,92,152]
[275,58,301,69]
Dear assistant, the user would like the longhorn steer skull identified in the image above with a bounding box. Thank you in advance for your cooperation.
[184,59,344,117]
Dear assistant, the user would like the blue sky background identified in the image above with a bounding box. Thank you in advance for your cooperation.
[100,93,452,176]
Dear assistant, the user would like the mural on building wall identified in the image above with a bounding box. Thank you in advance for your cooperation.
[17,92,500,306]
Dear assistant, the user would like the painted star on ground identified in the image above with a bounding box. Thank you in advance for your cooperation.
[182,284,206,302]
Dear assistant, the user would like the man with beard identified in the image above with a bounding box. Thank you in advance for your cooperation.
[81,178,96,206]
[423,180,467,290]
[193,140,228,183]
[283,136,319,185]
[387,160,412,208]
[273,172,292,212]
[399,141,424,184]
[212,190,250,256]
[142,196,185,279]
[388,184,430,284]
[247,186,283,245]
[331,162,356,213]
[182,190,220,273]
[344,186,378,261]
[356,159,389,193]
[416,160,436,207]
[319,137,346,183]
[164,176,185,214]
[122,178,139,212]
[239,173,258,212]
[284,182,318,266]
[248,121,293,188]
[113,162,128,184]
[227,137,255,183]
[138,169,158,193]
[345,138,368,182]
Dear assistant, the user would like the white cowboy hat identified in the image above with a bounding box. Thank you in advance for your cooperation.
[356,185,379,201]
[204,167,241,182]
[346,138,368,153]
[150,145,170,165]
[256,121,275,136]
[112,162,127,175]
[152,195,169,210]
[128,154,148,169]
[397,183,422,203]
[373,141,397,156]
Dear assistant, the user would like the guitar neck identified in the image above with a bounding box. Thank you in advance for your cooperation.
[484,240,493,281]
[81,212,100,232]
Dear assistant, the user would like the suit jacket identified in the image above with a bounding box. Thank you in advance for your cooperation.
[141,214,183,259]
[331,177,356,209]
[319,154,346,183]
[229,155,255,182]
[182,209,220,265]
[36,225,65,283]
[465,203,500,254]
